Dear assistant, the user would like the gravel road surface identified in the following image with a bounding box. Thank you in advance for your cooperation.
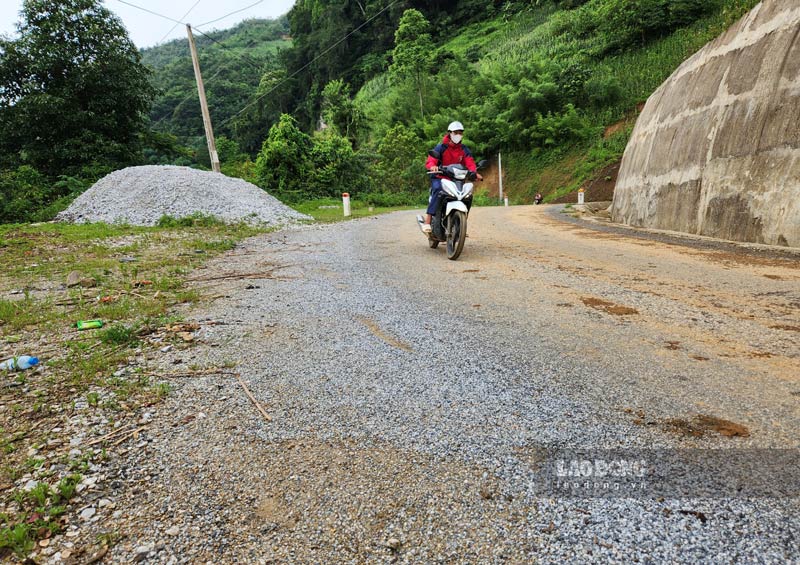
[77,205,799,564]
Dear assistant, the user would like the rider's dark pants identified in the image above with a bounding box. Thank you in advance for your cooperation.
[427,178,443,215]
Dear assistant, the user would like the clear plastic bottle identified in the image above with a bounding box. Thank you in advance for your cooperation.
[0,356,40,371]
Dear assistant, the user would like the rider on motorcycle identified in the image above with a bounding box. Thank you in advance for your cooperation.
[422,121,483,233]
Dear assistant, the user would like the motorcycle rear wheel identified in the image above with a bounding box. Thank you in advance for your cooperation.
[446,211,467,260]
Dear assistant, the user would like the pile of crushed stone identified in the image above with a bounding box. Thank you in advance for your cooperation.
[57,165,311,226]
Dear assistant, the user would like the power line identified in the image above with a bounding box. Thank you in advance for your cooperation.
[151,38,262,129]
[113,0,184,25]
[219,0,401,129]
[192,26,265,71]
[195,0,266,29]
[158,0,204,44]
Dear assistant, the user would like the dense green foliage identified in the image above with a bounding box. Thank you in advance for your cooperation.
[0,0,154,222]
[141,18,291,158]
[233,0,757,204]
[0,0,762,225]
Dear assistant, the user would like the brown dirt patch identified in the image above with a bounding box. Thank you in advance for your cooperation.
[663,415,750,438]
[553,160,621,204]
[581,297,639,316]
[357,316,413,352]
[771,324,800,332]
[664,341,681,350]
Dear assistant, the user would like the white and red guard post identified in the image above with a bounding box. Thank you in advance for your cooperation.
[342,193,351,217]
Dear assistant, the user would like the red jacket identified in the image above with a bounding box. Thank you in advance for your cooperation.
[425,135,477,174]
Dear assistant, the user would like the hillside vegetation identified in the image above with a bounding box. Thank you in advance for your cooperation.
[0,0,761,223]
[172,0,759,206]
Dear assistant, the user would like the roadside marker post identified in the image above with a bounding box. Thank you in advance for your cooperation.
[578,188,585,205]
[342,193,351,217]
[504,196,509,207]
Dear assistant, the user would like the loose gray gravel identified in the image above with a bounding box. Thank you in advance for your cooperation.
[57,165,311,226]
[40,207,799,564]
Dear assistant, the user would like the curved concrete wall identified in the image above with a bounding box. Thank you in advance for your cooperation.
[611,0,800,247]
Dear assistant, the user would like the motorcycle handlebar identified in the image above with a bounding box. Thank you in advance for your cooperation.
[427,168,481,181]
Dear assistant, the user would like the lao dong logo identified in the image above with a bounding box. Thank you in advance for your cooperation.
[555,458,648,479]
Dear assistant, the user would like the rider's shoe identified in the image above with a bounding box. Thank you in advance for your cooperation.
[421,223,432,234]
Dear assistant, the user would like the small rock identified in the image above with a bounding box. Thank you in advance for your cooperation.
[23,479,39,491]
[98,498,112,508]
[160,345,173,353]
[165,526,180,536]
[386,538,402,551]
[80,507,96,521]
[79,277,97,288]
[66,271,83,287]
[134,544,154,562]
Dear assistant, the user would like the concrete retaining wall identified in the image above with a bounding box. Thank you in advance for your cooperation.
[611,0,800,247]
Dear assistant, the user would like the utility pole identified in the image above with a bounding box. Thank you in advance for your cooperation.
[186,24,220,173]
[498,151,504,202]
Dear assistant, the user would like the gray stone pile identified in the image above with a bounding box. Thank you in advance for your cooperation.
[57,165,310,226]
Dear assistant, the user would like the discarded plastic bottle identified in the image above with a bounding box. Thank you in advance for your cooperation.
[0,355,40,371]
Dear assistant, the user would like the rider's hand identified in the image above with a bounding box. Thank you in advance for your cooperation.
[476,173,484,181]
[428,166,440,173]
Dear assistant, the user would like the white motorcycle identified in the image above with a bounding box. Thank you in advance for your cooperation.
[417,151,487,260]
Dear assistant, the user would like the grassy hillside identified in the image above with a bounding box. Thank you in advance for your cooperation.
[141,18,291,156]
[353,0,760,204]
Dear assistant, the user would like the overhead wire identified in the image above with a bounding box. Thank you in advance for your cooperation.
[218,0,401,129]
[113,0,184,25]
[120,0,402,135]
[195,0,266,29]
[192,27,265,71]
[158,0,204,44]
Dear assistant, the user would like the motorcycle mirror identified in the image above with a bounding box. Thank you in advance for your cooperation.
[477,160,488,169]
[428,150,441,160]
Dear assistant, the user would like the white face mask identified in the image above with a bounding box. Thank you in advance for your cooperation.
[450,133,463,144]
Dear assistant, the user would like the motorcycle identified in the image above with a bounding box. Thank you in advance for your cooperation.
[534,193,543,205]
[417,150,487,260]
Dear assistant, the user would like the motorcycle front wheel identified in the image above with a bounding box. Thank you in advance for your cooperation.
[446,210,467,260]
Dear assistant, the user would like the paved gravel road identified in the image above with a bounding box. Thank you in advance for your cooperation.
[92,206,798,564]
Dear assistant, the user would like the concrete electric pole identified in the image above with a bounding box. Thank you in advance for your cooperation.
[186,24,221,173]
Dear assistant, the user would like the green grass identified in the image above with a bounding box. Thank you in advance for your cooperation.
[0,473,81,558]
[291,198,416,223]
[0,220,273,553]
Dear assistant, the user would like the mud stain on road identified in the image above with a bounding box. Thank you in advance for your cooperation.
[662,414,751,438]
[580,297,639,316]
[357,316,414,352]
[771,324,800,332]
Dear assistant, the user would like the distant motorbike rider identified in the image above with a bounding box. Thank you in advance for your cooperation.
[422,121,483,233]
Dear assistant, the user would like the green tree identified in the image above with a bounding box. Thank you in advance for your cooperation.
[309,130,368,198]
[372,123,425,193]
[254,114,312,201]
[321,79,363,143]
[0,0,155,176]
[389,9,434,121]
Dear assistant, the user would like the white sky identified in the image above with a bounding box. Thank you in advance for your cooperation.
[0,0,296,48]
